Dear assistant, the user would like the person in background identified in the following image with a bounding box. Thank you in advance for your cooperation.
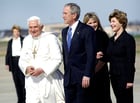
[18,16,65,103]
[62,3,96,103]
[83,12,112,103]
[5,25,25,103]
[107,9,136,103]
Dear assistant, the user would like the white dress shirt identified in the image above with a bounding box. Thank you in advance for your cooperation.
[12,37,21,56]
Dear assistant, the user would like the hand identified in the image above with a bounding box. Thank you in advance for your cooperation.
[31,68,44,76]
[82,76,90,88]
[126,82,133,89]
[26,66,35,75]
[96,51,103,59]
[5,65,9,70]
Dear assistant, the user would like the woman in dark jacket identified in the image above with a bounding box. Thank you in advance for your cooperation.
[83,12,112,103]
[107,9,136,103]
[5,25,25,103]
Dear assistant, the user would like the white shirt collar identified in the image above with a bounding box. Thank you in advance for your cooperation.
[69,20,79,36]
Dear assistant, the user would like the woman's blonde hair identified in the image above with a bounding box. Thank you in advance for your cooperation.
[83,12,104,31]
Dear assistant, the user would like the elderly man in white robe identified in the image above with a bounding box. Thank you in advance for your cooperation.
[19,16,65,103]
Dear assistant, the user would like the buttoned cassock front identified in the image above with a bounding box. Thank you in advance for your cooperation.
[19,32,65,103]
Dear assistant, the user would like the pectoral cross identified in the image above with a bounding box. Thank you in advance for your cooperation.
[32,46,37,59]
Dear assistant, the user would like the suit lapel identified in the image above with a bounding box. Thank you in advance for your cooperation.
[63,22,82,54]
[70,22,82,51]
[63,27,69,53]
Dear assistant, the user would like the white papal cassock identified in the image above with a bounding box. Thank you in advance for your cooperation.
[19,32,65,103]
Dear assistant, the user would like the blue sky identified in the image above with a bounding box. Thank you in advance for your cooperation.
[0,0,139,30]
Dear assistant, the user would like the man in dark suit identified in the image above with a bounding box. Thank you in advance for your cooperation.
[5,25,25,103]
[62,3,96,103]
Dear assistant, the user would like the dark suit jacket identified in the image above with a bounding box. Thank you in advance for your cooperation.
[5,36,24,71]
[62,21,96,86]
[107,30,136,84]
[95,30,109,72]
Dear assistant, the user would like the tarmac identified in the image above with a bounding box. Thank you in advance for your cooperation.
[0,54,140,103]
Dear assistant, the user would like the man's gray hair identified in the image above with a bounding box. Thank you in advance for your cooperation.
[65,3,81,20]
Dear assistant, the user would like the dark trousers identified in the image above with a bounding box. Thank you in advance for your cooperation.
[93,67,112,103]
[64,83,94,103]
[12,57,25,103]
[111,75,133,103]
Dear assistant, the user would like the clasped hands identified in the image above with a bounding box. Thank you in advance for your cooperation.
[26,66,44,76]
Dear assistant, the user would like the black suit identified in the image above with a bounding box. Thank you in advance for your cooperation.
[5,36,25,103]
[62,21,96,103]
[107,30,136,103]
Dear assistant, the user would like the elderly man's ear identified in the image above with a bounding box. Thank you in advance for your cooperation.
[41,24,44,30]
